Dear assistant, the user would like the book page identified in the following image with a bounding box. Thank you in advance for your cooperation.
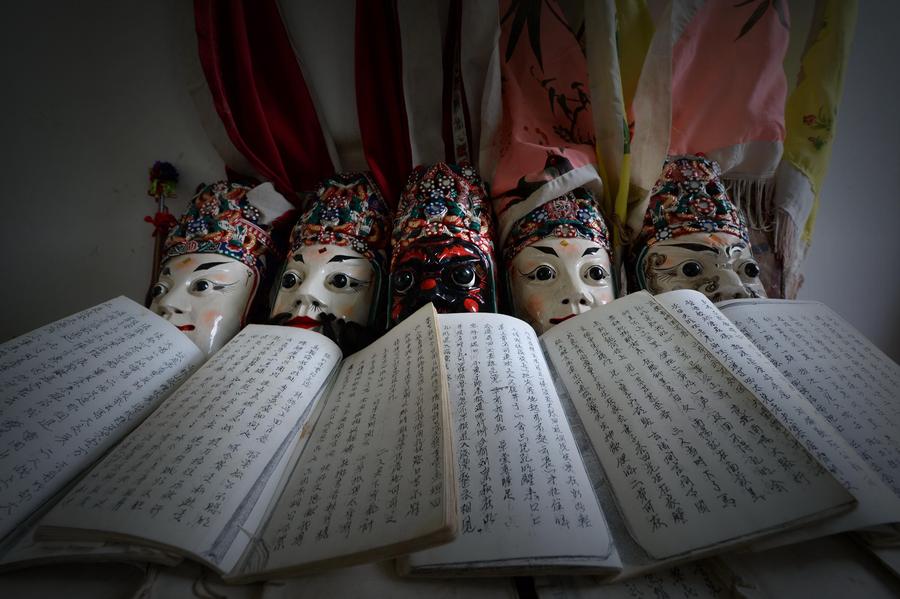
[247,305,453,579]
[659,291,900,532]
[405,313,618,574]
[541,292,852,559]
[39,325,340,573]
[718,299,900,496]
[0,297,204,541]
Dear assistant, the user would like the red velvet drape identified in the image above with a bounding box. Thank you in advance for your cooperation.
[195,0,334,207]
[354,0,412,208]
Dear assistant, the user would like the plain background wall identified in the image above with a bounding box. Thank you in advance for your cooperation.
[796,1,900,361]
[1,1,898,361]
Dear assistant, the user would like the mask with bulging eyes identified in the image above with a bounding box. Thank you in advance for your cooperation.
[390,162,497,326]
[630,155,767,303]
[270,244,377,331]
[641,232,766,301]
[150,254,256,357]
[390,237,493,323]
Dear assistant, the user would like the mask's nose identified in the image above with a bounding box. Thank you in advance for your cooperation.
[292,277,329,315]
[719,270,751,299]
[155,287,190,317]
[559,278,596,312]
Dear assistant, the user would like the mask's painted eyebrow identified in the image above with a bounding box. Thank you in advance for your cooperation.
[668,243,719,254]
[292,254,305,263]
[161,266,171,276]
[530,246,559,257]
[328,254,363,263]
[582,246,602,257]
[193,261,230,272]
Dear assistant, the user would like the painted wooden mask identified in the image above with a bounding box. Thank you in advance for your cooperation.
[630,156,766,302]
[271,172,390,333]
[504,188,614,334]
[150,182,292,357]
[389,162,497,325]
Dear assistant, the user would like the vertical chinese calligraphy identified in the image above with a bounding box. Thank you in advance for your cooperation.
[543,292,851,559]
[257,307,451,577]
[721,301,900,496]
[0,297,203,540]
[407,313,615,572]
[41,325,338,570]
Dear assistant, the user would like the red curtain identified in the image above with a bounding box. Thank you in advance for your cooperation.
[195,0,334,206]
[354,0,412,208]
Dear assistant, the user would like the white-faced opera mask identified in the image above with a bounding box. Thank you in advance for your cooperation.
[642,232,765,301]
[271,245,376,329]
[510,237,613,333]
[150,254,255,356]
[271,172,390,335]
[631,156,767,303]
[152,181,293,357]
[503,187,614,334]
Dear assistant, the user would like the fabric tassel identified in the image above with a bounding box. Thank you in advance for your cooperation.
[722,176,776,231]
[775,206,807,299]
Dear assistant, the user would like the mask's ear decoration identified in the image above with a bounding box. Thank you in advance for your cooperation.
[152,180,294,356]
[389,162,497,325]
[273,172,391,343]
[628,155,766,302]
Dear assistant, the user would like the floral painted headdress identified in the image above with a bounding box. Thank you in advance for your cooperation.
[629,155,752,290]
[502,187,610,264]
[634,155,750,251]
[391,162,496,269]
[163,181,285,277]
[289,172,390,267]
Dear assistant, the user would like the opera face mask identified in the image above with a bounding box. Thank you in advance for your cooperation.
[150,254,256,356]
[390,162,497,326]
[509,237,613,334]
[390,237,493,323]
[641,232,765,302]
[270,244,376,330]
[632,156,766,303]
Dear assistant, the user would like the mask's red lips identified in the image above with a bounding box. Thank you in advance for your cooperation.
[284,316,321,330]
[549,314,576,325]
[176,324,196,332]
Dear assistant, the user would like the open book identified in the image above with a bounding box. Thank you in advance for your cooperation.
[1,299,456,581]
[400,290,900,580]
[3,291,898,582]
[0,298,206,569]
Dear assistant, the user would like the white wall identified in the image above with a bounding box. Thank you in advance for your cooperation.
[797,2,900,361]
[1,2,898,362]
[0,1,224,342]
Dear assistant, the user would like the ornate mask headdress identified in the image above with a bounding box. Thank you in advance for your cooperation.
[629,156,766,302]
[151,181,293,356]
[503,187,614,334]
[271,172,390,336]
[389,162,497,325]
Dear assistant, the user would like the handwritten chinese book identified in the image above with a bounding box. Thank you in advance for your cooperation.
[0,297,204,551]
[36,304,455,580]
[404,291,899,580]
